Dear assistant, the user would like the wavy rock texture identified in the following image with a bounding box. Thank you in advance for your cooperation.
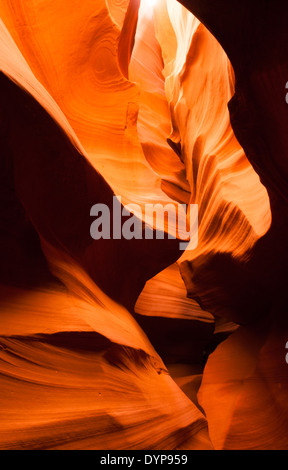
[0,0,287,450]
[176,0,288,449]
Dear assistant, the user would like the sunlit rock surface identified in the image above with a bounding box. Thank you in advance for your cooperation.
[0,0,287,450]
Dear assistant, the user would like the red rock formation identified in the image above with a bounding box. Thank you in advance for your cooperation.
[0,0,287,450]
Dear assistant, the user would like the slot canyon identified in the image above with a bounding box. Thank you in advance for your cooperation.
[0,0,288,450]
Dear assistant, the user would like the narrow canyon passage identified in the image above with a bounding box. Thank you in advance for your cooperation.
[0,0,287,450]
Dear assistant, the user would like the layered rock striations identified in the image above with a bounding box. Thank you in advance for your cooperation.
[0,0,287,450]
